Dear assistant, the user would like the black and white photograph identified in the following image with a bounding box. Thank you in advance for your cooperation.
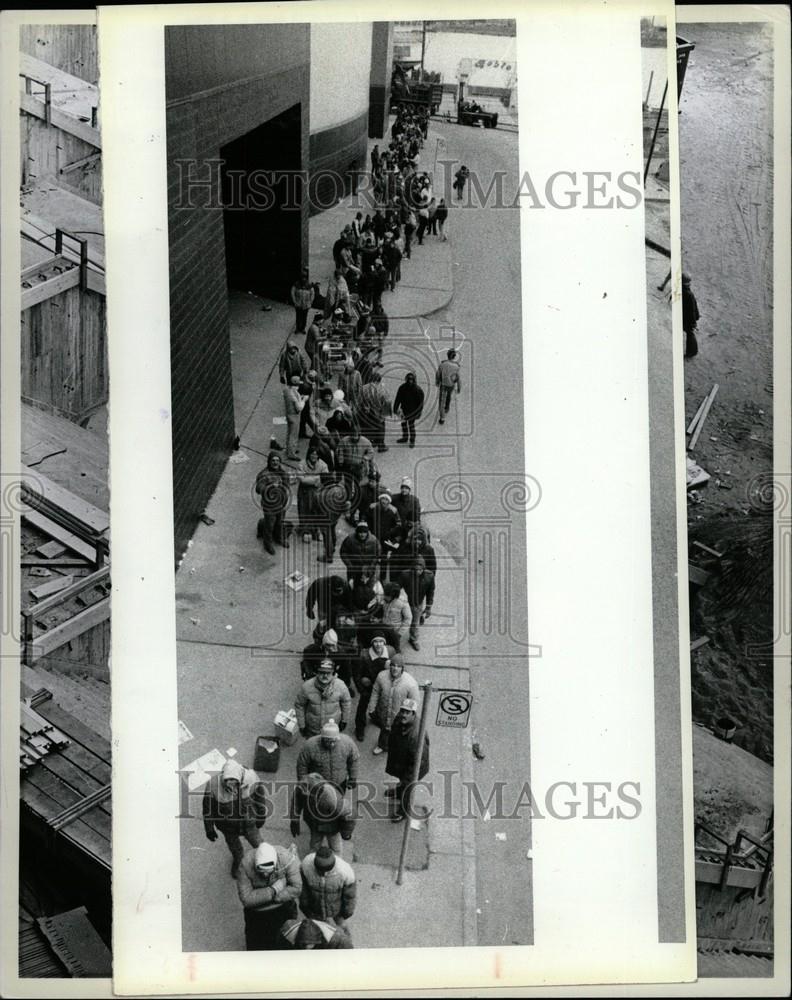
[15,22,112,980]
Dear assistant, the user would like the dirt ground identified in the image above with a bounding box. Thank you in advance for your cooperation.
[678,23,775,763]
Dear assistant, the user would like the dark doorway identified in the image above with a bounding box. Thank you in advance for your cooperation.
[220,104,302,302]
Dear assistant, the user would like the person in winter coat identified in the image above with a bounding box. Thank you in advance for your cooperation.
[290,268,314,334]
[340,521,381,587]
[296,721,359,791]
[390,476,422,531]
[283,376,307,461]
[393,371,424,448]
[236,841,301,950]
[357,372,392,452]
[368,654,420,754]
[255,452,292,555]
[382,233,402,292]
[366,492,401,579]
[279,341,309,384]
[435,198,448,240]
[453,164,469,200]
[279,916,353,949]
[307,425,335,473]
[309,385,338,436]
[370,258,389,313]
[299,846,357,925]
[408,525,437,617]
[398,555,435,652]
[352,635,396,740]
[315,478,349,564]
[300,628,344,682]
[338,361,362,415]
[324,269,350,319]
[295,660,352,737]
[336,429,373,517]
[290,772,356,855]
[385,699,430,822]
[304,575,350,627]
[380,581,412,651]
[435,348,461,423]
[296,447,328,539]
[682,272,700,359]
[203,759,269,877]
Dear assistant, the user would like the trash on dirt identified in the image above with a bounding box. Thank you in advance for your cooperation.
[189,617,200,625]
[239,566,246,573]
[272,416,287,426]
[200,513,215,526]
[526,849,533,860]
[686,456,710,490]
[371,882,382,891]
[229,450,249,464]
[410,818,422,831]
[226,747,237,756]
[225,624,232,630]
[495,832,507,841]
[472,741,486,760]
[189,568,196,575]
[177,720,194,745]
[483,809,491,822]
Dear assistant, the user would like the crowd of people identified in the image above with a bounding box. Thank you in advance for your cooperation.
[202,105,467,951]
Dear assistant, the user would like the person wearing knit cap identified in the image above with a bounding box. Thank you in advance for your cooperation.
[295,659,351,737]
[255,452,292,555]
[295,721,360,792]
[203,758,269,877]
[290,771,357,854]
[352,635,397,741]
[366,492,401,578]
[300,845,357,926]
[278,916,353,949]
[367,654,420,755]
[393,371,425,448]
[385,697,430,822]
[300,627,345,684]
[390,476,422,529]
[236,840,301,950]
[340,520,381,588]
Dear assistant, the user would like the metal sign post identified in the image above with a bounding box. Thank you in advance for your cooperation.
[395,681,432,885]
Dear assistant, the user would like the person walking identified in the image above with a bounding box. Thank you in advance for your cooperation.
[290,773,356,855]
[385,699,430,822]
[393,371,424,448]
[290,267,314,334]
[435,198,448,240]
[340,521,381,588]
[435,348,461,424]
[255,452,292,555]
[299,846,357,929]
[283,375,306,461]
[278,916,353,949]
[367,654,419,756]
[296,720,360,791]
[453,164,469,201]
[236,841,301,950]
[352,635,396,741]
[203,759,269,877]
[295,660,352,737]
[399,555,434,651]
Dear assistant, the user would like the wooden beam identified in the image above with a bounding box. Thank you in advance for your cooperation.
[21,508,98,563]
[19,91,101,149]
[21,267,81,309]
[688,384,719,452]
[29,574,74,602]
[29,598,110,661]
[22,466,109,534]
[28,567,109,616]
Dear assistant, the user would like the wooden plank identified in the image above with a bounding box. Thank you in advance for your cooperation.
[28,567,108,615]
[690,636,710,652]
[22,558,91,569]
[21,508,98,562]
[20,785,110,868]
[22,466,109,534]
[30,575,74,601]
[40,755,111,819]
[24,767,111,842]
[21,268,81,310]
[59,740,111,786]
[686,394,709,436]
[28,698,110,763]
[31,599,110,660]
[35,540,67,560]
[688,383,719,452]
[19,91,101,149]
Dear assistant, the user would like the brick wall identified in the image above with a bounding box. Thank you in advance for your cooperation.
[308,110,369,216]
[165,28,309,562]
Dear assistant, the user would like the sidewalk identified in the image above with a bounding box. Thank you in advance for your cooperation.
[176,123,479,951]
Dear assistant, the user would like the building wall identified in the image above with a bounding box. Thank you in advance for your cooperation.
[309,23,372,214]
[369,22,394,138]
[165,24,310,561]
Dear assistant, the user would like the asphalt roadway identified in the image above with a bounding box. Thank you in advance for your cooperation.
[176,119,532,951]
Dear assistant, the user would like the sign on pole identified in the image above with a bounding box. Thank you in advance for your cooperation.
[435,689,473,728]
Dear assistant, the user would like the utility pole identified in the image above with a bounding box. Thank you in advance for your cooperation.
[396,681,432,885]
[420,21,427,81]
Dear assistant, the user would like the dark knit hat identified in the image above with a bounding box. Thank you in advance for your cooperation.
[314,845,336,872]
[295,919,324,948]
